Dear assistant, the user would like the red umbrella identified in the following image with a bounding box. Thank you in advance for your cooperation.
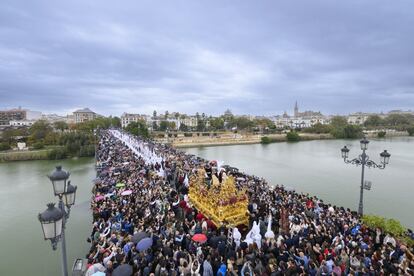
[192,233,207,243]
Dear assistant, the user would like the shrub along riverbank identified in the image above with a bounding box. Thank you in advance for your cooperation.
[363,214,414,247]
[0,117,121,162]
[0,148,54,162]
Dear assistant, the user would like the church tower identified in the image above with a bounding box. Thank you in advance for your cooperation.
[294,101,299,117]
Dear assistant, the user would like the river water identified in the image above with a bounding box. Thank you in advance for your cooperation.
[0,137,413,275]
[185,137,414,229]
[0,158,95,276]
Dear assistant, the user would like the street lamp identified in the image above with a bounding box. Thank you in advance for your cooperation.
[48,165,70,196]
[38,203,64,250]
[64,181,77,207]
[38,166,77,276]
[341,137,390,216]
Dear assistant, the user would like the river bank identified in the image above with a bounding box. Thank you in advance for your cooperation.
[156,130,410,148]
[0,147,57,162]
[160,133,333,148]
[1,130,409,161]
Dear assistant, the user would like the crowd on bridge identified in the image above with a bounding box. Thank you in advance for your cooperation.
[85,129,414,275]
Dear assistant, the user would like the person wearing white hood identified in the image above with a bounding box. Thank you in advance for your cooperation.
[233,227,242,248]
[264,214,275,240]
[244,221,262,249]
[183,173,189,188]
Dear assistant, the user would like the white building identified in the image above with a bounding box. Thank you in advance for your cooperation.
[180,116,198,128]
[9,120,36,127]
[73,108,98,124]
[274,115,329,129]
[121,113,149,128]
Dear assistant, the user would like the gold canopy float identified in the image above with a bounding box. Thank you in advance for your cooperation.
[188,169,249,227]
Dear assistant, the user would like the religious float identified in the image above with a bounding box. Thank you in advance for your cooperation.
[188,169,249,227]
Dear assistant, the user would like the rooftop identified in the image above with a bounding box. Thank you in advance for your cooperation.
[74,108,95,114]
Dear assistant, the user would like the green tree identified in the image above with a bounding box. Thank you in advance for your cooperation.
[169,121,176,130]
[254,118,275,130]
[286,131,300,142]
[53,121,68,132]
[110,116,121,128]
[209,118,224,131]
[377,131,386,138]
[75,117,120,132]
[407,126,414,136]
[261,136,274,144]
[228,117,255,130]
[343,125,363,139]
[1,128,29,144]
[364,115,384,127]
[125,121,149,138]
[32,142,44,150]
[303,123,331,134]
[159,120,169,131]
[385,114,410,127]
[0,143,11,151]
[196,120,206,131]
[179,123,188,132]
[44,132,60,145]
[329,116,362,138]
[29,120,52,142]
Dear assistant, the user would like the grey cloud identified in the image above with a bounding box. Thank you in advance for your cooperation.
[1,0,414,116]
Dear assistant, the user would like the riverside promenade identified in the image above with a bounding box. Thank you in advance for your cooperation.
[85,129,414,275]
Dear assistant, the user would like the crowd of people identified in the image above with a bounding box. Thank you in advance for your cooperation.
[85,129,414,275]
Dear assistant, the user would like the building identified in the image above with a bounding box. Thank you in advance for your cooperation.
[293,101,323,118]
[73,108,98,124]
[272,102,326,129]
[120,113,149,128]
[42,114,67,123]
[347,112,372,125]
[180,116,198,128]
[294,101,299,118]
[9,120,36,127]
[0,108,27,125]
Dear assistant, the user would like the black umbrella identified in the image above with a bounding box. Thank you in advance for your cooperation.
[112,264,133,276]
[131,232,149,244]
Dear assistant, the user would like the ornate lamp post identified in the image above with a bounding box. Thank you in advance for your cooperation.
[38,166,77,276]
[341,137,391,216]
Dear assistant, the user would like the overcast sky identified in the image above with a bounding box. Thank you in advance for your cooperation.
[1,0,413,116]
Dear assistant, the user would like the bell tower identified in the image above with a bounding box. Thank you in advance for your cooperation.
[294,101,299,117]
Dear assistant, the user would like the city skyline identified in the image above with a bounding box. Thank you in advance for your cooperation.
[1,0,414,116]
[1,103,412,118]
